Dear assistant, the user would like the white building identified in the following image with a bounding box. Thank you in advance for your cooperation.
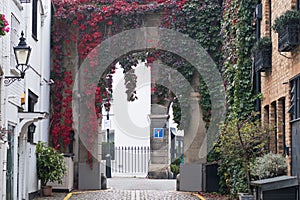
[103,62,151,147]
[0,0,51,199]
[102,62,183,177]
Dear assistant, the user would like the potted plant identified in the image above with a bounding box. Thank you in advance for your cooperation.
[252,37,272,72]
[273,10,300,52]
[36,141,66,196]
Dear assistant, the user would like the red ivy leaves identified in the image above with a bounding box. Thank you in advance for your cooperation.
[51,0,186,165]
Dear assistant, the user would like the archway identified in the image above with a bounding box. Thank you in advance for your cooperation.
[51,0,225,191]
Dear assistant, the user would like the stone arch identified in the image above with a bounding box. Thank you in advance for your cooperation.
[72,27,226,163]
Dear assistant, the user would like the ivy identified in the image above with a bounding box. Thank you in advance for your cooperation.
[156,0,222,128]
[222,0,258,119]
[51,0,186,166]
[219,0,261,196]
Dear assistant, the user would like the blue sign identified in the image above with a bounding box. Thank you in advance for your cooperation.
[153,128,164,138]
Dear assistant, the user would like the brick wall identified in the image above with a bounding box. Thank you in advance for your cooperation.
[260,0,300,175]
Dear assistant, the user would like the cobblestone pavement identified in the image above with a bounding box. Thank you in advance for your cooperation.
[34,178,202,200]
[69,190,200,200]
[108,177,176,190]
[33,192,68,200]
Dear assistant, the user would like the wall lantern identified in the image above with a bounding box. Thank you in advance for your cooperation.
[4,31,31,86]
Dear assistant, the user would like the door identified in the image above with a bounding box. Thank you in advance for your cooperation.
[291,120,300,176]
[6,125,14,200]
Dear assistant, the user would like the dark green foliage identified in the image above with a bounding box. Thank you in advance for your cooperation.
[166,0,222,128]
[252,37,272,55]
[273,10,300,33]
[170,157,182,177]
[36,141,66,186]
[222,0,258,119]
[219,1,266,195]
[216,115,271,195]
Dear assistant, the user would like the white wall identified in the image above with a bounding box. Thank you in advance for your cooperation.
[22,0,52,198]
[0,0,51,199]
[102,62,151,147]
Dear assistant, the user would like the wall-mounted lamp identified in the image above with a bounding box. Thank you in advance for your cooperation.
[4,31,31,86]
[27,123,36,143]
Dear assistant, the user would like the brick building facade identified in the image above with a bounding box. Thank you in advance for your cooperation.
[259,0,300,175]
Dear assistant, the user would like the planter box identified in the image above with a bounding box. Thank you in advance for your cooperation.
[78,162,101,190]
[179,164,203,192]
[238,193,254,200]
[48,155,74,192]
[278,24,300,52]
[254,49,271,72]
[204,163,220,192]
[251,176,299,200]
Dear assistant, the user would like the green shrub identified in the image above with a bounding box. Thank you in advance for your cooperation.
[170,157,182,176]
[36,141,66,186]
[170,164,180,176]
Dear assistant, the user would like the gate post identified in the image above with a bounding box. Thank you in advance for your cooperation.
[179,92,207,191]
[148,104,171,179]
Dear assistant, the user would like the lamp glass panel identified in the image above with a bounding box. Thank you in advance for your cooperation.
[15,49,29,65]
[29,124,36,133]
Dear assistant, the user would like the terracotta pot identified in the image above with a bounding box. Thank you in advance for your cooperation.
[42,185,52,196]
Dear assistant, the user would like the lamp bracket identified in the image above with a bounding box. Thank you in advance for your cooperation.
[4,75,25,86]
[4,64,29,86]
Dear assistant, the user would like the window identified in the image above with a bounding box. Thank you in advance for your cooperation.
[289,75,300,121]
[32,0,37,40]
[268,0,272,37]
[255,3,262,39]
[279,98,286,155]
[28,90,38,112]
[10,14,20,68]
[264,105,270,151]
[27,90,38,143]
[271,101,277,153]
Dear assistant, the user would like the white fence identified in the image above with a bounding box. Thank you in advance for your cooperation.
[111,146,150,177]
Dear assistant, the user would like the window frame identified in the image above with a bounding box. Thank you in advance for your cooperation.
[32,0,38,40]
[289,75,300,121]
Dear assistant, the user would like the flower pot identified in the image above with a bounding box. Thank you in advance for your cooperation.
[254,49,272,72]
[278,23,300,52]
[42,185,53,196]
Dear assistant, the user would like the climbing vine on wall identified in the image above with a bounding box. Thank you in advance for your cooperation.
[219,0,260,196]
[50,0,186,166]
[148,0,222,129]
[222,0,258,119]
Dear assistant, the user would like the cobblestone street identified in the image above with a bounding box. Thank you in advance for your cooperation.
[67,178,199,199]
[68,190,200,200]
[34,178,202,200]
[108,177,176,190]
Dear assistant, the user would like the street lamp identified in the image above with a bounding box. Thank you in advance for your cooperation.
[104,100,112,178]
[4,31,31,86]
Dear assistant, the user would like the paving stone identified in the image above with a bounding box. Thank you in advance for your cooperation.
[69,190,200,200]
